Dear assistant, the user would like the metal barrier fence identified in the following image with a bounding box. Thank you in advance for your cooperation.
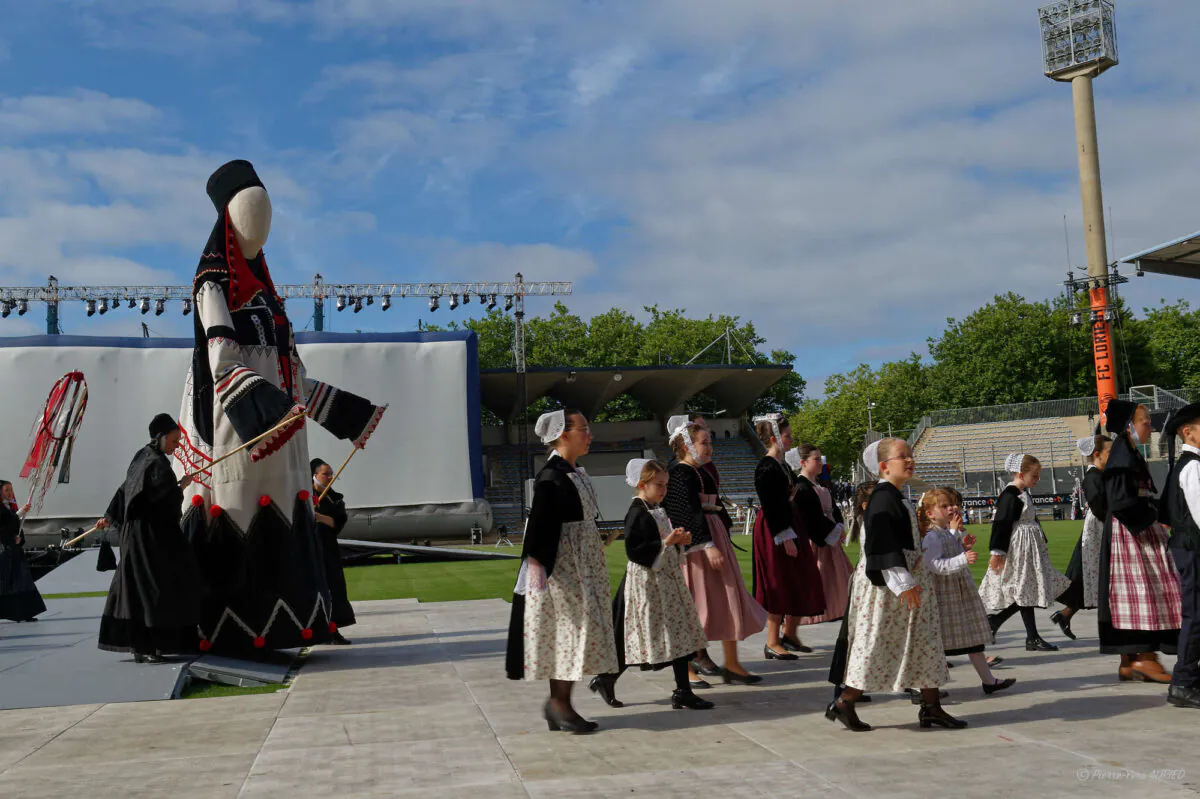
[928,386,1194,427]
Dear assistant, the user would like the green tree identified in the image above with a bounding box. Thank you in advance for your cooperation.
[1141,300,1200,393]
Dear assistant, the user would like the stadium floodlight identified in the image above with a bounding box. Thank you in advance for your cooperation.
[504,295,513,312]
[155,298,165,316]
[336,294,347,312]
[487,293,497,311]
[449,293,459,310]
[139,298,150,314]
[182,299,192,315]
[429,295,439,312]
[1039,0,1120,408]
[1071,311,1083,326]
[381,294,391,311]
[17,299,28,316]
[1039,0,1117,80]
[353,297,363,313]
[86,299,97,317]
[98,298,109,315]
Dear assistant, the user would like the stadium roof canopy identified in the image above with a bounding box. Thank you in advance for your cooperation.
[1121,230,1200,279]
[480,364,792,421]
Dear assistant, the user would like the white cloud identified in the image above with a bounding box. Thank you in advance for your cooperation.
[570,46,638,107]
[0,91,161,140]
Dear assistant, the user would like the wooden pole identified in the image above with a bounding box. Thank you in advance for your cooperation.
[184,412,306,479]
[317,448,358,504]
[63,524,100,548]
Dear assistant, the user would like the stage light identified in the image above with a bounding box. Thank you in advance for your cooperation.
[128,298,136,309]
[182,299,192,315]
[504,295,513,312]
[487,293,497,311]
[366,295,374,306]
[98,298,109,315]
[112,296,121,310]
[86,299,97,317]
[139,298,150,314]
[462,292,470,304]
[1070,311,1082,326]
[429,296,440,312]
[449,294,459,310]
[1,302,10,319]
[17,299,28,316]
[155,298,165,316]
[381,294,391,311]
[336,294,347,311]
[353,297,363,313]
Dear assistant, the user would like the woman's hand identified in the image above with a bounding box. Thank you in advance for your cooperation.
[705,546,725,571]
[314,512,335,528]
[783,538,798,558]
[900,585,922,609]
[19,503,30,516]
[178,475,193,489]
[965,550,979,565]
[664,527,691,547]
[527,557,547,592]
[989,554,1006,572]
[95,518,110,531]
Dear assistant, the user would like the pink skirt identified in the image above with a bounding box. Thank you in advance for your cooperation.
[682,512,767,642]
[796,541,854,625]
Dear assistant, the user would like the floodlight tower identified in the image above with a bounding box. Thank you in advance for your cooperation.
[1039,0,1119,412]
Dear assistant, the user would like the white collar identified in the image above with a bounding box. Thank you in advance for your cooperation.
[1184,444,1200,456]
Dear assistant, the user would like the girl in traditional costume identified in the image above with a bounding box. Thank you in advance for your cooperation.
[1096,400,1180,683]
[665,417,766,687]
[979,454,1071,651]
[750,416,826,661]
[1049,435,1110,640]
[589,459,713,711]
[917,489,1016,696]
[826,438,961,732]
[178,160,386,653]
[312,458,354,645]
[828,480,876,702]
[787,444,853,627]
[505,410,617,734]
[0,481,44,623]
[96,414,204,662]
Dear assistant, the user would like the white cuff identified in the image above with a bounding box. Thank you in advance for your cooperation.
[882,566,916,597]
[824,523,844,547]
[989,550,1005,557]
[774,528,798,545]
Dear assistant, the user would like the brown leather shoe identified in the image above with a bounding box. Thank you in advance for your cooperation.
[1118,654,1134,682]
[1131,653,1172,684]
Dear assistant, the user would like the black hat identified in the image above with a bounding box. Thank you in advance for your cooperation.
[311,458,328,476]
[1104,399,1137,434]
[149,413,178,439]
[206,159,265,212]
[1165,403,1200,439]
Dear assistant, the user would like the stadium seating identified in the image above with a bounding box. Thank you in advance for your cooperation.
[914,418,1077,472]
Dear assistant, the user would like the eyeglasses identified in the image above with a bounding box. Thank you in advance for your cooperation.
[884,455,915,463]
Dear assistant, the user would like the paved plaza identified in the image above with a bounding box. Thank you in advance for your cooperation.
[0,597,1196,798]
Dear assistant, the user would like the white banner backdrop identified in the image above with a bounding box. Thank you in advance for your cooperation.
[0,332,482,521]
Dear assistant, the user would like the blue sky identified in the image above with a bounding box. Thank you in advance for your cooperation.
[2,1,1200,396]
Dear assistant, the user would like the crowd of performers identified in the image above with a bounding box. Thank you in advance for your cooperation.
[0,160,386,660]
[505,401,1200,734]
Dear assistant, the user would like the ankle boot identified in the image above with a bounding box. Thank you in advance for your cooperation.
[1025,635,1058,652]
[918,703,968,729]
[671,689,714,710]
[825,699,871,732]
[588,675,623,707]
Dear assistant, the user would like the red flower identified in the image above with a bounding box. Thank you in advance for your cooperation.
[328,622,338,633]
[258,495,271,507]
[209,505,222,517]
[301,628,313,640]
[253,636,266,648]
[198,639,211,652]
[297,490,310,502]
[191,495,204,507]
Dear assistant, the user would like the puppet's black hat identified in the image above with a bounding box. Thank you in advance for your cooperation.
[206,159,264,212]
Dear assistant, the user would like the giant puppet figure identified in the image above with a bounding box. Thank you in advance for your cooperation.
[177,160,386,652]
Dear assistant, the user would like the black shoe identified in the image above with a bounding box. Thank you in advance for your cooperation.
[987,615,1000,643]
[987,656,1005,667]
[764,644,799,661]
[671,689,714,710]
[906,688,948,705]
[588,675,623,708]
[1167,684,1200,709]
[825,699,871,732]
[1025,636,1058,652]
[918,703,968,729]
[691,653,722,677]
[133,652,165,664]
[721,668,763,685]
[689,679,711,690]
[983,677,1017,696]
[1049,610,1076,640]
[780,635,813,654]
[543,701,599,734]
[945,660,956,668]
[330,631,352,646]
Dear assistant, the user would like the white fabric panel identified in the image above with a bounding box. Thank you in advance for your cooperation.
[0,339,474,520]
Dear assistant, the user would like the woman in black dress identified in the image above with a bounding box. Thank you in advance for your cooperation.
[0,480,45,623]
[312,458,354,644]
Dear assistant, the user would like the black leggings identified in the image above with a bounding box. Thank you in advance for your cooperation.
[991,604,1040,638]
[607,656,692,692]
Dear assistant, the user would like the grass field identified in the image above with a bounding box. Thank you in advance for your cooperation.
[344,520,1086,604]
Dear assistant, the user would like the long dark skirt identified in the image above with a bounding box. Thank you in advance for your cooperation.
[318,525,355,628]
[0,544,46,621]
[751,509,825,617]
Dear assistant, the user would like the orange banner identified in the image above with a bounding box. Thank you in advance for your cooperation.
[1090,286,1117,419]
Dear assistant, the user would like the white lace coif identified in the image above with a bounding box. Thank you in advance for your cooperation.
[861,440,883,478]
[667,415,698,460]
[625,458,651,488]
[752,413,783,449]
[535,410,566,444]
[784,447,801,472]
[1076,437,1096,458]
[1004,452,1026,474]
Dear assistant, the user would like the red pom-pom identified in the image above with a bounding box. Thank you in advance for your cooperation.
[191,495,204,507]
[258,495,271,507]
[328,622,338,634]
[301,628,313,640]
[209,504,222,517]
[198,639,211,652]
[253,636,266,649]
[298,490,310,502]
